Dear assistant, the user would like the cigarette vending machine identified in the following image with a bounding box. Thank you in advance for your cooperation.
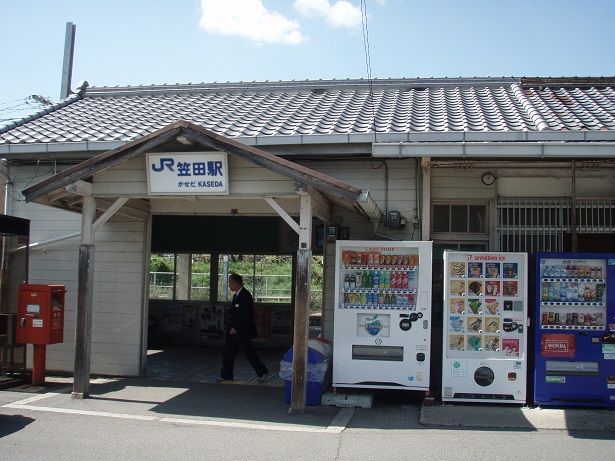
[333,240,432,390]
[534,252,615,407]
[442,251,528,403]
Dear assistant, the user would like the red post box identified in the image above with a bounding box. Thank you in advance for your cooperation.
[16,284,65,385]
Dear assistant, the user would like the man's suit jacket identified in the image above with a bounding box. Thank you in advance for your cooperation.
[228,287,258,340]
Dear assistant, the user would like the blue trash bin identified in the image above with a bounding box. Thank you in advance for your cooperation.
[280,346,328,405]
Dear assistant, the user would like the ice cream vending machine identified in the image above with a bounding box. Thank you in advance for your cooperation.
[442,251,528,403]
[534,253,615,407]
[333,240,432,390]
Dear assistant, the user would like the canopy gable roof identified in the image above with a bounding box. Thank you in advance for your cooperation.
[22,120,380,221]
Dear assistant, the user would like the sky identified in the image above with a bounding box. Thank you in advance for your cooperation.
[1,0,614,123]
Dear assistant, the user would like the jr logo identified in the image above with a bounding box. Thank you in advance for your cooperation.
[151,158,175,172]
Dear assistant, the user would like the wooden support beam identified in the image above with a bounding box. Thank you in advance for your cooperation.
[265,197,300,234]
[421,157,431,241]
[65,180,93,197]
[46,188,72,202]
[297,191,312,251]
[93,197,129,230]
[95,198,149,220]
[72,196,96,399]
[302,186,332,223]
[290,249,312,413]
[290,192,312,414]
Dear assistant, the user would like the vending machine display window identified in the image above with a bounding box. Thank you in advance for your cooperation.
[538,259,606,331]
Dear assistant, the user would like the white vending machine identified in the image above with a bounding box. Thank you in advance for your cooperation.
[441,251,528,403]
[333,240,433,390]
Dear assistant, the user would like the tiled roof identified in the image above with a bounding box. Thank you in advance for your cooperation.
[1,77,615,145]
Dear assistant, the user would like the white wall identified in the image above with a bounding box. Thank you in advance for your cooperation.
[302,158,419,340]
[9,164,146,376]
[496,167,615,197]
[432,165,615,200]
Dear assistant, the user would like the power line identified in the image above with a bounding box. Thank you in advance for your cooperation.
[360,0,375,128]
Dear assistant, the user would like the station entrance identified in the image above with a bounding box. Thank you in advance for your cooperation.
[145,215,324,385]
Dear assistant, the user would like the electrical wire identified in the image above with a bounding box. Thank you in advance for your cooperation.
[360,0,376,127]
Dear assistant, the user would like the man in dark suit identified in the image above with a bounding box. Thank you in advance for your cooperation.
[219,273,268,382]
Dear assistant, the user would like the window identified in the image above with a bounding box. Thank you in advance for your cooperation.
[217,254,293,303]
[149,253,210,301]
[190,254,211,300]
[149,253,175,300]
[149,252,323,309]
[432,204,487,234]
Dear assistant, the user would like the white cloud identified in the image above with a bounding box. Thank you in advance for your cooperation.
[199,0,306,45]
[293,0,363,29]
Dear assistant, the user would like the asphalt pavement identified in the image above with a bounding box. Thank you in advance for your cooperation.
[1,377,614,460]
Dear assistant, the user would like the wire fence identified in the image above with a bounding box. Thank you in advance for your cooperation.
[149,271,323,310]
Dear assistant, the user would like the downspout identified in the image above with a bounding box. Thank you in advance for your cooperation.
[415,157,421,240]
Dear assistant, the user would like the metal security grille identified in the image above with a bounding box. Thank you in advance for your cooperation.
[496,198,615,252]
[573,199,615,233]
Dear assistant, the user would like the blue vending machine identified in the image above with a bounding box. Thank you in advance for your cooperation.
[534,252,615,407]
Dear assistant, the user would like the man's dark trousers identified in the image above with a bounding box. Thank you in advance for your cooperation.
[221,333,267,380]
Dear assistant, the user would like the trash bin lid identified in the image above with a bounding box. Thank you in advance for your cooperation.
[283,346,326,363]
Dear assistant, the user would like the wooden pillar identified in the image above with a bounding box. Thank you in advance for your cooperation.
[571,161,578,252]
[421,157,431,241]
[72,196,96,399]
[290,191,312,413]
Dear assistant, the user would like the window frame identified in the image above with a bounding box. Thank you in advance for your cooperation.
[431,201,490,240]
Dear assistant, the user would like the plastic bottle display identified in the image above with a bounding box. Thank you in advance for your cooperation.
[540,261,607,330]
[340,250,418,310]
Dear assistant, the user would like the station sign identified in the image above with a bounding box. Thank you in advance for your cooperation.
[146,152,229,195]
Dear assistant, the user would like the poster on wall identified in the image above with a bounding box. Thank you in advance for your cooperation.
[254,307,272,340]
[200,305,224,340]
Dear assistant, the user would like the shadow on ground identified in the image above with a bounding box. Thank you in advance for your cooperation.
[0,414,35,438]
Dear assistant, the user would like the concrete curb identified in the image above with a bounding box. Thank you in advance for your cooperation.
[420,404,615,432]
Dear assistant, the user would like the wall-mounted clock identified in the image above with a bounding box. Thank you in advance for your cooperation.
[482,172,496,185]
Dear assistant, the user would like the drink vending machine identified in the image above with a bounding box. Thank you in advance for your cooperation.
[333,240,432,390]
[441,251,528,403]
[534,253,615,407]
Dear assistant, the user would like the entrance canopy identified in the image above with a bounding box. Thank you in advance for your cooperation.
[20,120,382,410]
[21,120,381,223]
